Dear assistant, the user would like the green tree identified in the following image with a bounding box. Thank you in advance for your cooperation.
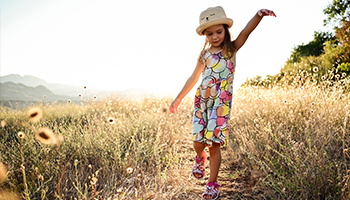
[324,0,350,65]
[323,0,350,26]
[287,31,335,63]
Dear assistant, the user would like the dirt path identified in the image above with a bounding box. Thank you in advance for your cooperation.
[172,139,266,200]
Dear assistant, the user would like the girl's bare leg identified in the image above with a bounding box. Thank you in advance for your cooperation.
[193,141,206,159]
[208,142,221,183]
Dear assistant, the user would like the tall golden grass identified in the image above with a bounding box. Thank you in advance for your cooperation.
[0,73,349,199]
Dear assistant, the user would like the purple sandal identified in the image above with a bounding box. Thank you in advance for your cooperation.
[192,151,206,179]
[202,182,220,200]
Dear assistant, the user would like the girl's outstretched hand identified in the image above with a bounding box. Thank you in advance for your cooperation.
[169,98,181,113]
[257,9,277,17]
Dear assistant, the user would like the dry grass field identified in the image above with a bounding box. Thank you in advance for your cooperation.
[0,74,349,199]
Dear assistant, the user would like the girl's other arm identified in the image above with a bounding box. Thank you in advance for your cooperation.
[234,9,276,51]
[169,59,204,113]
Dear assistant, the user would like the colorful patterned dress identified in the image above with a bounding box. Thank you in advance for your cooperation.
[192,49,236,147]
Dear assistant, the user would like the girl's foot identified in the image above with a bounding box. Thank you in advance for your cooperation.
[192,151,206,179]
[203,182,220,200]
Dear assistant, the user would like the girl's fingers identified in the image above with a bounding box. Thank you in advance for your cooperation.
[258,9,277,17]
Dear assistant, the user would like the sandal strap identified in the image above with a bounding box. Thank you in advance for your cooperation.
[203,182,220,199]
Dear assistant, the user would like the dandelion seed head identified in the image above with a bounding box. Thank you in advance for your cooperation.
[0,190,20,200]
[0,120,6,128]
[108,117,115,124]
[126,167,133,174]
[0,162,7,183]
[17,131,25,139]
[27,107,43,122]
[35,128,58,145]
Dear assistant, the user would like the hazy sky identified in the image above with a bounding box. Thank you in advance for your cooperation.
[1,0,332,96]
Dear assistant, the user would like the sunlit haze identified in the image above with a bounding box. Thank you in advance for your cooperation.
[1,0,332,96]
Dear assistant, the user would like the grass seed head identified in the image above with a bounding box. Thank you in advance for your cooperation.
[35,128,58,145]
[27,107,43,122]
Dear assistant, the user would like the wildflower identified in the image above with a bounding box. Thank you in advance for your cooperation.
[342,72,346,77]
[78,93,82,97]
[0,120,6,128]
[35,128,58,145]
[88,164,92,169]
[321,76,326,80]
[93,95,97,99]
[126,167,133,174]
[27,107,43,122]
[162,108,167,113]
[38,174,44,181]
[108,117,115,124]
[311,102,315,106]
[117,188,123,193]
[344,149,348,153]
[335,74,340,79]
[67,99,71,103]
[43,95,46,99]
[17,131,25,139]
[91,177,98,185]
[0,162,7,183]
[84,86,87,89]
[313,67,318,72]
[283,100,287,104]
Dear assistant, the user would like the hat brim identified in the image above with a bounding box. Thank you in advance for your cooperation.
[196,18,233,36]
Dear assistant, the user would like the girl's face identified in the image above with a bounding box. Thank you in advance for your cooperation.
[204,24,225,48]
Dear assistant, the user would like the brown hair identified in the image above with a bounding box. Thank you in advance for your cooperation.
[198,24,236,61]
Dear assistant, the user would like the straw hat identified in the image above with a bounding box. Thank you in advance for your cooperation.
[196,6,233,36]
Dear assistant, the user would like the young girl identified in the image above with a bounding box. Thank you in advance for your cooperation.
[169,6,276,199]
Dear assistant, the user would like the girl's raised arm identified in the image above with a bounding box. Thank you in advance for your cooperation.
[234,9,276,51]
[169,59,204,113]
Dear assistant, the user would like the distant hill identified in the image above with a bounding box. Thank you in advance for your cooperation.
[0,74,174,102]
[0,82,70,101]
[0,74,105,97]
